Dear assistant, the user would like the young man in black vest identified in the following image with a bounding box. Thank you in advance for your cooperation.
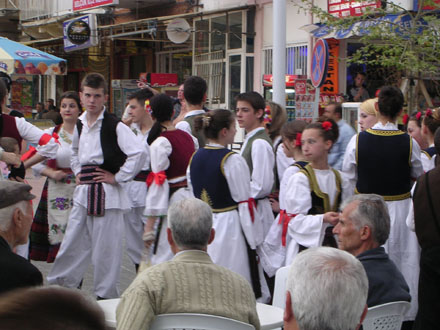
[47,73,146,299]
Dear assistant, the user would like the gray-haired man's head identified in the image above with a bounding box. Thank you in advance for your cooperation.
[284,247,368,330]
[333,194,390,256]
[167,198,213,251]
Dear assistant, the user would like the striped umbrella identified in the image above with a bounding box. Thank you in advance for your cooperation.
[0,37,66,75]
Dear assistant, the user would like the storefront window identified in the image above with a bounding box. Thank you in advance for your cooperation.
[246,9,255,53]
[195,19,209,55]
[211,16,226,52]
[229,54,241,109]
[246,56,254,93]
[229,12,242,50]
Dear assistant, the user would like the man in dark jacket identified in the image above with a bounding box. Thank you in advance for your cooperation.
[0,181,43,295]
[333,193,411,307]
[412,127,440,330]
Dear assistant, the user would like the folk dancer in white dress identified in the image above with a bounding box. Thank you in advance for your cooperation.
[29,92,81,263]
[122,88,154,271]
[143,94,195,265]
[236,92,275,242]
[283,119,341,266]
[47,73,146,299]
[420,108,440,172]
[259,120,307,277]
[342,86,424,321]
[187,110,257,290]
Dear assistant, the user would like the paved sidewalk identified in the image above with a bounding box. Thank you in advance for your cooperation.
[25,169,137,299]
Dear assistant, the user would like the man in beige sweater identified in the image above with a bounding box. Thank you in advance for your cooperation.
[116,198,260,330]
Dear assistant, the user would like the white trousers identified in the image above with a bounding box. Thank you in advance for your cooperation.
[47,205,124,298]
[124,206,146,265]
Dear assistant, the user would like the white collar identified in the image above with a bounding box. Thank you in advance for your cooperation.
[244,127,265,140]
[371,121,398,131]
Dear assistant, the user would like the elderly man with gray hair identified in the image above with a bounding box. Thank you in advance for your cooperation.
[333,194,410,307]
[116,198,260,330]
[284,247,368,330]
[0,181,43,294]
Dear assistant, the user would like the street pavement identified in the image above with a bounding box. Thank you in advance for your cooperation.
[25,169,137,299]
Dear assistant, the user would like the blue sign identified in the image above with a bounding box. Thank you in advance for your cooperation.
[311,39,329,88]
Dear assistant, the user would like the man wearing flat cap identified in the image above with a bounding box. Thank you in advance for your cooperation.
[0,181,43,295]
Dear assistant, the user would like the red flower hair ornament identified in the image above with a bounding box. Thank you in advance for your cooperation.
[295,133,302,147]
[402,114,409,125]
[145,99,153,115]
[322,121,332,131]
[426,109,433,117]
[416,111,422,121]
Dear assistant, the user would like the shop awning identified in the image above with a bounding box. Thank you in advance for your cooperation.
[302,13,424,39]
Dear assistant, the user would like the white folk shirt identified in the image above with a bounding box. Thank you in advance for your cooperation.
[14,116,59,158]
[70,109,146,211]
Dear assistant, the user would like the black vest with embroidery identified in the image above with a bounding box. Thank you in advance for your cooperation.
[190,147,237,213]
[297,163,341,249]
[76,111,127,174]
[356,129,412,200]
[297,163,342,214]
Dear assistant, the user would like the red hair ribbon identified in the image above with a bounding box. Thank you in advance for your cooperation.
[416,112,422,121]
[20,133,60,161]
[322,121,332,131]
[426,109,433,117]
[375,89,380,97]
[402,114,409,126]
[295,133,302,147]
[239,198,257,223]
[146,171,167,187]
[278,210,297,246]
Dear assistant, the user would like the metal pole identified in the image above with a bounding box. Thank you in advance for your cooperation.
[272,0,286,107]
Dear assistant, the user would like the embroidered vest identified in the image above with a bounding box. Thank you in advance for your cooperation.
[422,146,437,160]
[356,129,412,201]
[190,147,237,213]
[161,130,195,180]
[0,114,23,152]
[76,111,127,174]
[184,114,206,148]
[241,129,273,174]
[298,163,342,214]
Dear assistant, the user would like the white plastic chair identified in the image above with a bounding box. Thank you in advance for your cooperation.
[272,266,290,309]
[149,313,255,330]
[362,301,411,330]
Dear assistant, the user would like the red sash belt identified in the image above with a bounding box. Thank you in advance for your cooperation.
[146,171,167,187]
[239,198,257,223]
[278,210,297,247]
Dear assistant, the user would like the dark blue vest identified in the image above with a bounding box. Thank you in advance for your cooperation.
[422,146,437,159]
[190,147,237,213]
[356,129,412,200]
